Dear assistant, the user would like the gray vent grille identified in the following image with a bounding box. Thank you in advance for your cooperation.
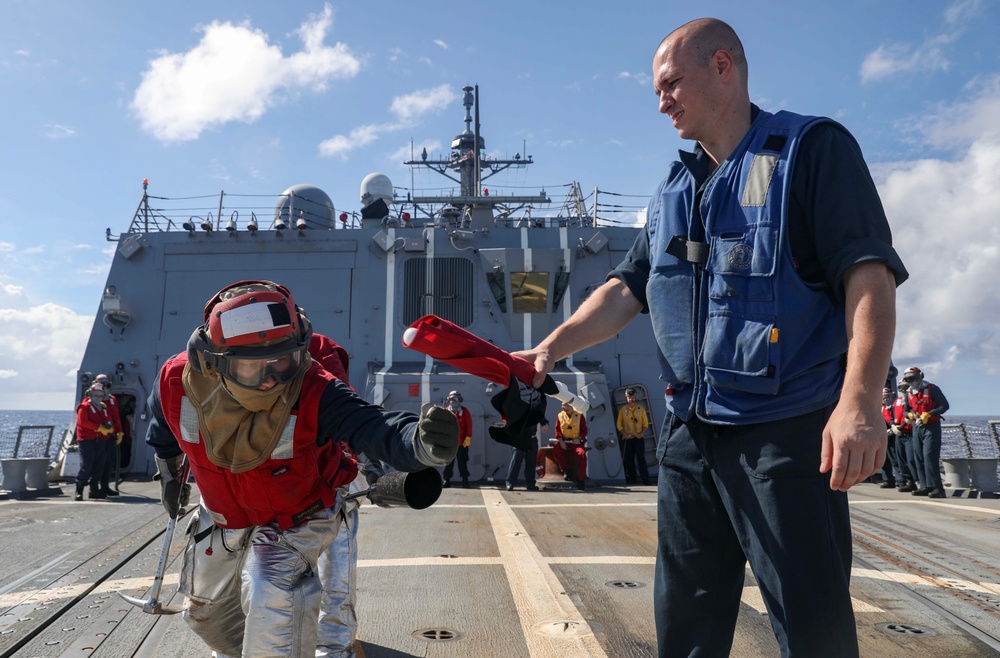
[403,257,474,328]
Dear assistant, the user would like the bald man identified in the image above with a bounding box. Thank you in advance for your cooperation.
[515,18,908,657]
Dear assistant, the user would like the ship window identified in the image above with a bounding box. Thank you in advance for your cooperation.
[511,271,549,314]
[552,271,570,312]
[486,270,507,312]
[402,257,475,328]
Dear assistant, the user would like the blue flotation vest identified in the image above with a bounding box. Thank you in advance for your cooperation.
[646,110,847,424]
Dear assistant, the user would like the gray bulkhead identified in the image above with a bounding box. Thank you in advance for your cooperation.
[76,218,660,482]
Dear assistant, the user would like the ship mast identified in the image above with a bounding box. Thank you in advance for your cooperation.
[405,85,549,230]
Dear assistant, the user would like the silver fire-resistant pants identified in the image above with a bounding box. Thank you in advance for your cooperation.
[180,492,359,658]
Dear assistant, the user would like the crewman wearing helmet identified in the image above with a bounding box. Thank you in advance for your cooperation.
[878,387,898,488]
[441,391,473,488]
[893,379,917,492]
[74,382,115,501]
[145,280,459,657]
[616,387,650,485]
[902,367,950,498]
[92,373,123,497]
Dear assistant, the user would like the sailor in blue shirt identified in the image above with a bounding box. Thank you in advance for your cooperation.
[516,18,907,658]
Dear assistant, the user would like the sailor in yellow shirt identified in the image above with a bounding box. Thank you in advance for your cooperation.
[616,388,650,485]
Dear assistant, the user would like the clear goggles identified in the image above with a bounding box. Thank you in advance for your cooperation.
[214,343,308,389]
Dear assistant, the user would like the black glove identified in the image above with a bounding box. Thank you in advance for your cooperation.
[154,455,190,519]
[417,403,459,462]
[102,421,114,429]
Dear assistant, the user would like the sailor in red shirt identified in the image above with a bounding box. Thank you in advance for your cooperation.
[442,391,474,488]
[74,382,115,501]
[553,401,588,489]
[92,374,123,497]
[892,380,917,492]
[902,366,950,498]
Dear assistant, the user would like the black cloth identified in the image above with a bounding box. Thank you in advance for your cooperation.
[488,375,549,453]
[610,106,909,307]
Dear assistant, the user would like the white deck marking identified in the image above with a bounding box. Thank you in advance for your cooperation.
[849,499,1000,515]
[482,489,609,657]
[853,566,1000,595]
[358,557,502,568]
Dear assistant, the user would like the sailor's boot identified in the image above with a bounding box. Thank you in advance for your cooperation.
[74,483,84,501]
[89,485,107,500]
[897,479,917,493]
[99,481,119,497]
[462,477,470,489]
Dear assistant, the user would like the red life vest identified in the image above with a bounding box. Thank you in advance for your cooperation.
[451,406,473,442]
[158,355,357,530]
[907,386,940,423]
[892,398,913,433]
[76,397,113,441]
[881,404,893,426]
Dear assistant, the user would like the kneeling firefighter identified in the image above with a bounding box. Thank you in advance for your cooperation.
[146,280,458,657]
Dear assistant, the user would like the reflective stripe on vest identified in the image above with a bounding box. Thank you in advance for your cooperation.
[178,397,296,458]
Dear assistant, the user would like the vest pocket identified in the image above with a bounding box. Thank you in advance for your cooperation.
[702,313,781,395]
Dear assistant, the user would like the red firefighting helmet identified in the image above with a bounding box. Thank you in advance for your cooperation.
[189,281,312,389]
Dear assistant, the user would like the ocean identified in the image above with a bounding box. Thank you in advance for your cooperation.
[0,410,997,459]
[0,410,75,459]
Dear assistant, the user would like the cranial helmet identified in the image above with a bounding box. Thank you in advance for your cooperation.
[188,280,312,389]
[447,391,463,403]
[902,366,923,385]
[898,379,910,392]
[95,373,111,385]
[625,387,637,397]
[89,382,106,400]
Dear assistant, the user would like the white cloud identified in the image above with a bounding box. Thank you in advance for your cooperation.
[0,281,28,310]
[433,39,448,50]
[859,1,974,84]
[0,302,91,410]
[318,124,381,159]
[132,3,360,142]
[875,78,1000,377]
[618,71,651,86]
[388,140,443,166]
[0,242,14,252]
[40,124,76,139]
[389,84,457,122]
[318,85,457,160]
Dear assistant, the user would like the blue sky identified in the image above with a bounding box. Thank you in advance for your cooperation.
[1,0,998,414]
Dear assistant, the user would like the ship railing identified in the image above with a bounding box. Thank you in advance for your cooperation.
[119,187,651,235]
[940,421,1000,493]
[0,425,59,495]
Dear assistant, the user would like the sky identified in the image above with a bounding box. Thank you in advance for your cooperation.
[0,0,998,415]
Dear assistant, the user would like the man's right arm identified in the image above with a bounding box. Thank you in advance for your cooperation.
[517,278,644,388]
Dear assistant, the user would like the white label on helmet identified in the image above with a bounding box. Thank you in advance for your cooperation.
[220,303,289,339]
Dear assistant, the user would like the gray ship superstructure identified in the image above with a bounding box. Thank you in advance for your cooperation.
[72,85,659,483]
